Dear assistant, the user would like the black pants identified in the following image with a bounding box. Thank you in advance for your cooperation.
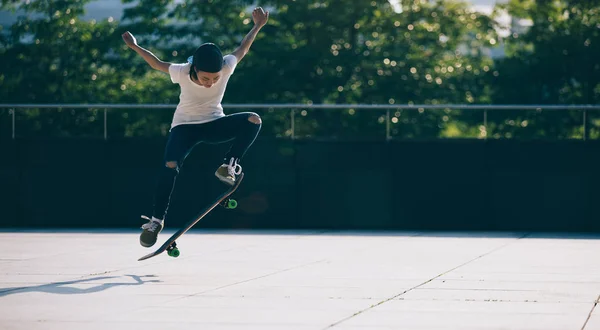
[152,112,261,220]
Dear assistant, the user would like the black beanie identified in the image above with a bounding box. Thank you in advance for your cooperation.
[191,43,223,73]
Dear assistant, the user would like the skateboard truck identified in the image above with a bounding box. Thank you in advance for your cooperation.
[220,197,238,209]
[166,241,180,257]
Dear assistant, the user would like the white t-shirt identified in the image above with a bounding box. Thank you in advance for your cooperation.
[168,54,237,128]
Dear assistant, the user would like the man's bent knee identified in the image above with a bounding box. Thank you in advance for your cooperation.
[165,161,178,170]
[248,113,262,125]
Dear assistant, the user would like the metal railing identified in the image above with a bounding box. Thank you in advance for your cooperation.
[1,103,599,140]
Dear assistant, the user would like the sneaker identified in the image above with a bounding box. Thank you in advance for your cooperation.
[215,157,242,186]
[140,215,164,247]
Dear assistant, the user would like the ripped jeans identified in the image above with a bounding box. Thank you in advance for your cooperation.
[151,112,261,220]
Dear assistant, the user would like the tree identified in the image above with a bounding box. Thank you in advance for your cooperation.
[489,0,600,139]
[229,0,498,139]
[1,0,500,139]
[1,0,121,137]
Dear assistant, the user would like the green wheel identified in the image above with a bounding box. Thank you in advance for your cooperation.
[167,248,180,258]
[226,199,237,209]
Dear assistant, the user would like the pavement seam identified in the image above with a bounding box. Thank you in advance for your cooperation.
[151,231,422,305]
[0,232,329,299]
[581,294,600,330]
[82,231,338,321]
[323,233,530,329]
[161,258,329,304]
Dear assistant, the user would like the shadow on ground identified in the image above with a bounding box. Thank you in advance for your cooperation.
[0,274,160,297]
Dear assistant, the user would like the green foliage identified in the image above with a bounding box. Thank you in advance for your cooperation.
[1,0,117,102]
[1,0,597,139]
[487,0,600,138]
[493,0,600,104]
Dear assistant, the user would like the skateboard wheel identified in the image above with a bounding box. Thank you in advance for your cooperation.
[167,248,180,258]
[226,199,237,209]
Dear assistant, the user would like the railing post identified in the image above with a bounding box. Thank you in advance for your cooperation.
[291,108,295,140]
[11,108,15,139]
[386,109,391,141]
[104,108,108,140]
[583,109,588,141]
[483,109,488,140]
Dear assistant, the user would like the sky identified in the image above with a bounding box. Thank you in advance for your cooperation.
[86,0,506,16]
[0,0,513,60]
[1,0,508,24]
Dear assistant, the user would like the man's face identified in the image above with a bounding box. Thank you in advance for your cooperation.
[195,68,221,88]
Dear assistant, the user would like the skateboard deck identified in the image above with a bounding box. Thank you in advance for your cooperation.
[138,172,244,261]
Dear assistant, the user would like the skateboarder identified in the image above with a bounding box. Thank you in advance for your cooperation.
[122,7,269,248]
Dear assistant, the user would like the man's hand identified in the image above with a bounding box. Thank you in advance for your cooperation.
[122,31,138,48]
[252,7,269,28]
[121,31,170,73]
[231,8,268,62]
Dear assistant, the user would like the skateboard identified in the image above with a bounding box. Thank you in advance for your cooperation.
[138,172,245,261]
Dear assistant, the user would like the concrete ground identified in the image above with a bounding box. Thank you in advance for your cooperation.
[0,230,599,330]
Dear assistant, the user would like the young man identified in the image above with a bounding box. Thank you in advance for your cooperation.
[122,7,269,248]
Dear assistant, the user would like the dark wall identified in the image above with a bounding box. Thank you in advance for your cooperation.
[1,138,598,231]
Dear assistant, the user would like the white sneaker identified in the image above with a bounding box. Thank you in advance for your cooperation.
[140,215,164,247]
[215,157,242,185]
